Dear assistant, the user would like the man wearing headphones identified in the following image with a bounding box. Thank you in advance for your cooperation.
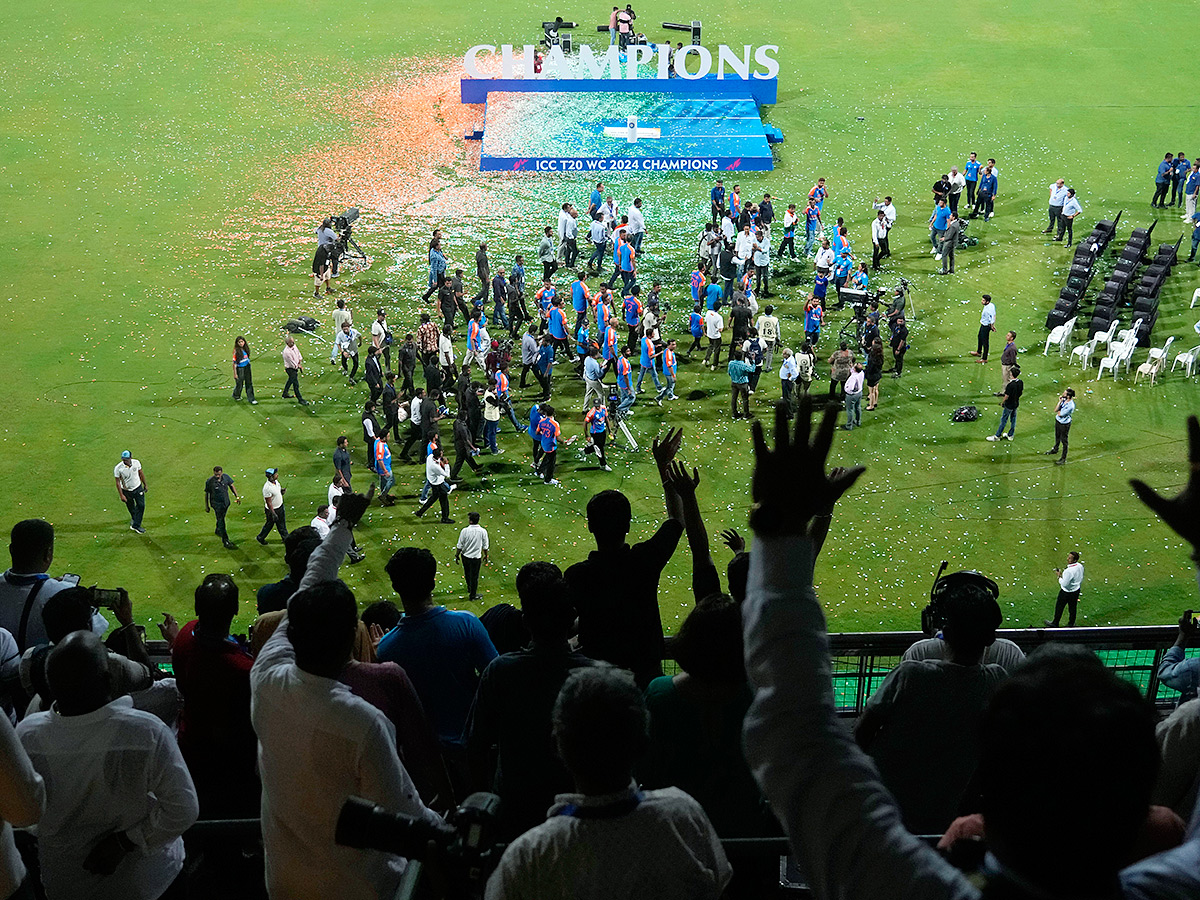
[855,571,1008,835]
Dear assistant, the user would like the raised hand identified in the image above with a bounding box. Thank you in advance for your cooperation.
[749,398,864,534]
[1130,415,1200,555]
[665,460,700,496]
[651,427,684,474]
[336,484,377,528]
[719,529,745,554]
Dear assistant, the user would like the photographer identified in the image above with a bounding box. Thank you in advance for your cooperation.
[1158,611,1200,702]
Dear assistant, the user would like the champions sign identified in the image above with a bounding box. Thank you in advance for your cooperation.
[464,43,780,82]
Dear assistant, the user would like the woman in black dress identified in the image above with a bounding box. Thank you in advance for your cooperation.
[865,339,884,410]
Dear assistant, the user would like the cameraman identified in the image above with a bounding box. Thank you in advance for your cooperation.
[317,218,339,277]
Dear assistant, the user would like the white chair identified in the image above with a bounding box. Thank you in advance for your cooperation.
[1135,355,1165,385]
[1044,316,1078,356]
[1172,344,1200,376]
[1070,338,1099,369]
[1191,287,1200,309]
[1093,318,1120,349]
[1096,338,1135,380]
[1116,318,1144,344]
[1147,336,1175,370]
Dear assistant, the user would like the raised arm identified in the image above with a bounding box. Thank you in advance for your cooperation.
[665,461,721,603]
[741,399,973,900]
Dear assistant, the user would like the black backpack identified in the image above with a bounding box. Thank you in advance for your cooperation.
[951,405,979,423]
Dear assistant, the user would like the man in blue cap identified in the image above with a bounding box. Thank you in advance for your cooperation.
[257,468,288,545]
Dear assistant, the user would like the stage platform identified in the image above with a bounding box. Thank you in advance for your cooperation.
[478,91,774,173]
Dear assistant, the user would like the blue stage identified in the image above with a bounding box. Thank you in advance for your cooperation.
[477,92,775,173]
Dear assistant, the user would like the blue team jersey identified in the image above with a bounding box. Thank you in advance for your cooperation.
[587,405,608,433]
[805,207,821,229]
[576,326,591,356]
[548,308,568,339]
[853,270,869,290]
[616,358,632,390]
[690,270,704,301]
[813,274,828,298]
[536,287,555,312]
[640,338,655,368]
[618,243,635,271]
[705,283,722,310]
[662,346,676,377]
[805,307,824,332]
[536,417,559,451]
[690,311,704,337]
[590,189,603,209]
[964,160,981,180]
[571,281,588,312]
[834,256,852,278]
[596,300,609,332]
[623,296,641,326]
[529,407,544,433]
[931,206,951,229]
[603,327,617,360]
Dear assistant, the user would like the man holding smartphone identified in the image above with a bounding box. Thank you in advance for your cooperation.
[204,466,240,550]
[257,468,289,545]
[1045,551,1085,627]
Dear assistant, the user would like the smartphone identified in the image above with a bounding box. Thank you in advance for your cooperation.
[60,573,81,586]
[93,588,124,609]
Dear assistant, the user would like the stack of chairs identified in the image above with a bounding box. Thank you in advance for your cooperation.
[1129,236,1183,347]
[1090,220,1155,340]
[1047,212,1120,332]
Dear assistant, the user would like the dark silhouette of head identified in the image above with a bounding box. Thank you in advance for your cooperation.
[195,573,239,637]
[673,594,745,683]
[979,645,1158,896]
[40,587,95,643]
[516,562,575,644]
[283,527,323,585]
[553,667,648,795]
[385,547,437,612]
[361,600,401,633]
[10,519,54,573]
[939,584,1001,665]
[585,490,632,548]
[286,580,358,678]
[46,630,111,716]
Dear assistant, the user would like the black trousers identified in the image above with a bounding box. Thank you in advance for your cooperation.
[1056,215,1074,245]
[543,260,558,281]
[872,242,884,269]
[463,556,482,597]
[563,239,578,268]
[756,265,769,296]
[399,424,423,461]
[123,487,146,529]
[342,353,359,381]
[233,365,254,401]
[1046,205,1063,232]
[965,180,977,205]
[283,367,303,400]
[416,482,451,519]
[731,383,750,417]
[450,449,481,479]
[539,449,558,481]
[1052,589,1080,626]
[893,349,906,375]
[258,507,288,542]
[977,325,992,360]
[777,234,796,258]
[1052,420,1071,459]
[591,429,608,467]
[533,367,551,400]
[212,503,229,541]
[1152,181,1170,207]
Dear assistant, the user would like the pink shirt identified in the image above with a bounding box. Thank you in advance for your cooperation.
[282,344,302,369]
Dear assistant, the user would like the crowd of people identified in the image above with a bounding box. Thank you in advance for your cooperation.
[2,409,1199,900]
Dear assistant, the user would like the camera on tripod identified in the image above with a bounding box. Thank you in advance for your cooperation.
[542,17,577,52]
[332,208,367,265]
[336,793,503,900]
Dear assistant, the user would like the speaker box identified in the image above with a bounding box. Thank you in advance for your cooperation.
[1046,308,1073,330]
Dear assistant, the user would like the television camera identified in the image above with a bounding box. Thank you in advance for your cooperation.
[333,208,368,266]
[542,17,577,52]
[336,793,503,900]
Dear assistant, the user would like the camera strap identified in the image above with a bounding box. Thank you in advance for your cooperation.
[14,575,49,651]
[556,790,645,820]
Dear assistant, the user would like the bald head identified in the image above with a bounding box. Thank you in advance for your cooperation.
[46,630,111,716]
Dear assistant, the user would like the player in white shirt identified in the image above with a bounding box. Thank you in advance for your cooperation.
[113,451,148,534]
[1046,551,1085,627]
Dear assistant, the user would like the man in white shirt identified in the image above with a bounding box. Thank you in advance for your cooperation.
[1044,179,1068,234]
[626,198,646,252]
[251,494,443,900]
[257,468,288,545]
[756,305,781,370]
[733,223,755,271]
[455,512,490,601]
[971,294,997,362]
[0,519,106,652]
[947,167,966,216]
[331,299,353,363]
[438,325,456,382]
[1046,387,1076,465]
[872,196,897,228]
[310,505,332,539]
[870,210,890,270]
[113,450,147,534]
[720,211,736,245]
[335,321,361,384]
[752,230,772,298]
[18,631,198,900]
[415,447,455,524]
[1046,551,1085,627]
[814,239,835,275]
[370,309,392,373]
[485,667,730,900]
[703,306,725,370]
[843,364,865,430]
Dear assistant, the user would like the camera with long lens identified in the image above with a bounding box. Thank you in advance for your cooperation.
[336,793,503,900]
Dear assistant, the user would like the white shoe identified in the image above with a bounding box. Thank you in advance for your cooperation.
[250,400,258,405]
[546,479,561,486]
[447,483,457,493]
[930,249,938,255]
[934,254,942,261]
[988,212,995,219]
[603,465,612,471]
[986,435,1000,441]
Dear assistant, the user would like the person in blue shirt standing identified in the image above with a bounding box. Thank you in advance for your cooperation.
[622,285,643,353]
[583,398,611,470]
[534,405,564,485]
[589,181,604,216]
[803,197,823,256]
[975,165,998,219]
[615,347,635,415]
[928,199,951,249]
[528,402,545,471]
[533,336,554,402]
[574,320,592,374]
[656,338,678,403]
[546,298,570,360]
[962,153,982,209]
[1183,161,1200,222]
[636,332,661,393]
[617,234,637,294]
[1153,152,1174,208]
[1171,152,1190,208]
[710,179,726,225]
[1055,189,1083,246]
[804,296,824,346]
[727,349,754,419]
[1045,387,1076,464]
[570,271,591,340]
[1186,210,1200,262]
[833,250,853,301]
[687,304,704,357]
